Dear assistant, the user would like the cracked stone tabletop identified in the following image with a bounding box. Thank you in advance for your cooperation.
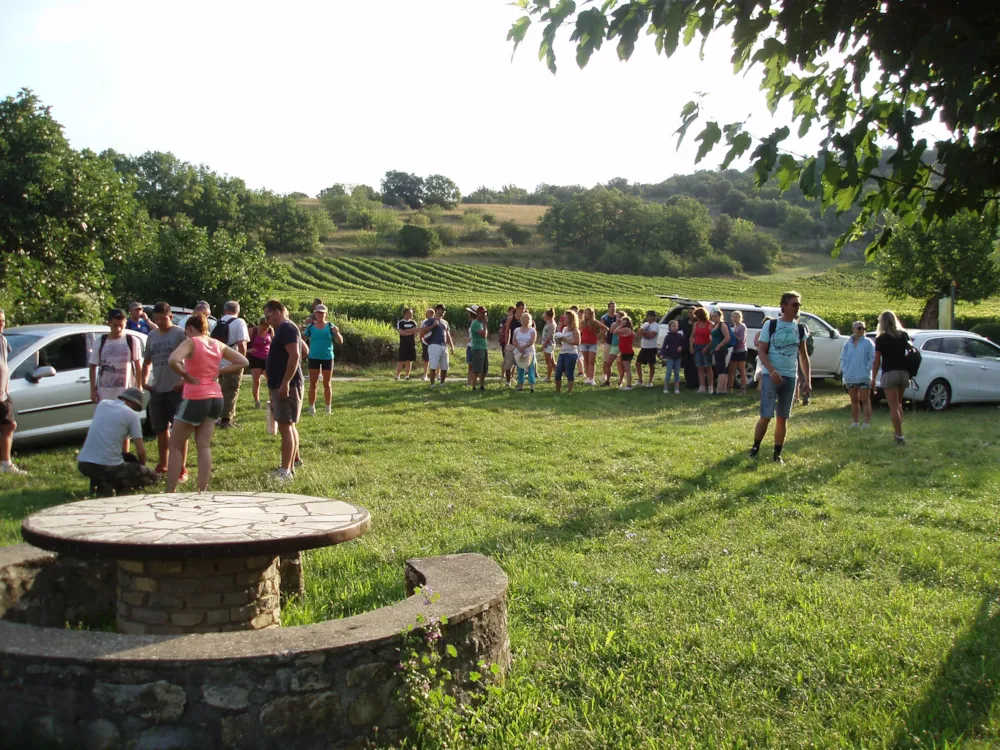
[21,492,371,560]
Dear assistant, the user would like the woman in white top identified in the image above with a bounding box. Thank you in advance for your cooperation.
[554,309,581,394]
[512,312,538,392]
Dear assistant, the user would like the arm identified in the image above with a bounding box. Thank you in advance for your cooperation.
[281,340,301,397]
[220,345,250,373]
[714,324,730,351]
[446,327,455,352]
[864,341,876,373]
[132,344,142,391]
[871,350,881,387]
[798,339,811,392]
[332,325,344,345]
[141,358,152,390]
[756,340,782,386]
[89,364,98,403]
[168,339,197,383]
[134,438,147,466]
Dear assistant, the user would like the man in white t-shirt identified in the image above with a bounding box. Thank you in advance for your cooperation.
[77,388,158,496]
[89,308,143,454]
[635,310,660,387]
[215,300,250,428]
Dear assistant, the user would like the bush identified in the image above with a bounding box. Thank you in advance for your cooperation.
[725,226,781,273]
[687,253,743,277]
[971,322,1000,343]
[500,220,533,245]
[462,213,491,241]
[346,204,376,230]
[424,204,444,222]
[464,208,496,224]
[355,231,379,252]
[409,212,431,227]
[307,206,337,241]
[435,224,460,247]
[372,208,403,238]
[335,318,398,364]
[397,225,442,257]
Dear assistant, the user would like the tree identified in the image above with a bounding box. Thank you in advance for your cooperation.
[381,171,425,209]
[397,225,441,257]
[508,2,1000,256]
[877,212,1000,327]
[260,196,321,254]
[114,218,285,316]
[423,174,461,209]
[0,90,152,322]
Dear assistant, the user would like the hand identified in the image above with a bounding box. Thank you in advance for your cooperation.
[184,373,201,385]
[870,378,876,390]
[279,382,290,398]
[801,381,811,396]
[91,391,99,404]
[770,372,784,386]
[173,382,184,393]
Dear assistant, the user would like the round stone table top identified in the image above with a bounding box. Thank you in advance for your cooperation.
[21,492,371,560]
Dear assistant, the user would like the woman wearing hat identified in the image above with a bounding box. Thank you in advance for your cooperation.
[302,305,343,416]
[166,312,249,492]
[512,312,537,392]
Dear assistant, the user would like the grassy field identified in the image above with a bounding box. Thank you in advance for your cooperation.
[3,380,1000,748]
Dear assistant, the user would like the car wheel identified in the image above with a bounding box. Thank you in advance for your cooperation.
[924,379,952,411]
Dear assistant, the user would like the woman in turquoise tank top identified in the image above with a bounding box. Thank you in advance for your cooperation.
[302,306,343,416]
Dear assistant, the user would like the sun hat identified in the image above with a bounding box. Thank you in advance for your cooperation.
[118,387,144,408]
[514,349,534,369]
[128,301,142,311]
[314,304,328,313]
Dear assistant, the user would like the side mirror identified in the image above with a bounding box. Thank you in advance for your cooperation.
[28,366,57,383]
[830,330,839,338]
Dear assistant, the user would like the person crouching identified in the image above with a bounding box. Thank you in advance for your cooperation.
[77,387,158,496]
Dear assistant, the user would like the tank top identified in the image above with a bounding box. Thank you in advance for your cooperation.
[513,327,535,348]
[559,328,579,355]
[580,323,598,345]
[710,323,726,349]
[618,329,635,355]
[692,321,712,346]
[248,328,271,360]
[183,336,224,400]
[731,323,747,352]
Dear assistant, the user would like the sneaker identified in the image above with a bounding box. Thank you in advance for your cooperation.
[646,382,654,388]
[217,419,234,429]
[479,385,486,391]
[325,405,332,415]
[748,447,759,460]
[1,462,27,476]
[178,469,190,484]
[405,375,411,380]
[773,456,785,465]
[529,387,534,393]
[849,422,860,429]
[271,468,294,482]
[293,459,303,469]
[894,435,906,446]
[674,387,681,395]
[307,405,316,417]
[663,388,670,394]
[697,387,706,393]
[601,380,610,387]
[620,386,633,391]
[861,422,871,429]
[395,375,400,381]
[421,375,429,381]
[430,383,438,389]
[254,401,262,409]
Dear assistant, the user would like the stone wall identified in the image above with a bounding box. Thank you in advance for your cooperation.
[0,546,509,750]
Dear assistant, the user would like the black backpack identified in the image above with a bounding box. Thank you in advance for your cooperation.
[767,319,810,354]
[211,317,234,344]
[903,333,922,377]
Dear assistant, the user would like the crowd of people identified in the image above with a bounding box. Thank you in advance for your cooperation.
[0,290,919,489]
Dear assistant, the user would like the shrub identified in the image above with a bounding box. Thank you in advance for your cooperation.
[346,204,376,230]
[500,220,533,245]
[355,230,379,252]
[335,318,398,364]
[725,226,781,273]
[462,213,491,241]
[372,208,403,239]
[464,208,496,224]
[424,204,444,222]
[435,224,460,247]
[397,225,442,257]
[307,206,337,241]
[687,253,743,277]
[971,322,1000,343]
[409,212,431,227]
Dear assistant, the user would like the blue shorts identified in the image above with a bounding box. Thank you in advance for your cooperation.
[694,350,712,368]
[578,344,598,353]
[760,374,797,420]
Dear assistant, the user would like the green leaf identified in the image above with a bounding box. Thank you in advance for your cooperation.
[570,8,608,68]
[507,16,532,57]
[446,644,458,658]
[674,100,701,148]
[775,154,800,193]
[721,131,753,169]
[694,121,721,163]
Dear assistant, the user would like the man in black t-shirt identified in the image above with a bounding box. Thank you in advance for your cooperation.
[263,300,303,482]
[395,307,418,380]
[502,301,525,387]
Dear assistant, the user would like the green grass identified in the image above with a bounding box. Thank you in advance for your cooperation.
[2,380,999,747]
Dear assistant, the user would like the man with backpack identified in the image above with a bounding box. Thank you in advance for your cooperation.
[213,300,250,429]
[749,291,811,464]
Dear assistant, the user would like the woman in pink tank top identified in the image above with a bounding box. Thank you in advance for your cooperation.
[166,312,249,492]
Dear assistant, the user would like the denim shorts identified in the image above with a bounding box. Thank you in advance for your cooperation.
[694,350,712,368]
[578,343,598,353]
[760,374,797,419]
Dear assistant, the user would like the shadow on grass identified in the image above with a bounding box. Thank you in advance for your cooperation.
[892,593,1000,748]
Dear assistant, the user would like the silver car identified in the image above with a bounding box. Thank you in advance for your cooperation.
[5,324,149,446]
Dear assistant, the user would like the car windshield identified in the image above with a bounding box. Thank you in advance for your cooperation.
[4,333,42,358]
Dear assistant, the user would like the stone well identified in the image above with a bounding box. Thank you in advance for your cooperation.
[0,546,510,750]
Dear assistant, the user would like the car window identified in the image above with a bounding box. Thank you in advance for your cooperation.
[740,311,765,328]
[38,334,90,372]
[921,338,943,353]
[662,307,690,325]
[939,337,966,356]
[966,339,1000,361]
[800,314,832,337]
[4,333,42,358]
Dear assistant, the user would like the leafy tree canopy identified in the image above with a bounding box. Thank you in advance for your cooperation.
[509,1,1000,256]
[381,171,425,209]
[423,174,462,209]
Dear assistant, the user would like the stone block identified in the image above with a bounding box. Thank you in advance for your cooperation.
[205,609,231,625]
[229,604,256,621]
[146,594,183,609]
[147,561,184,576]
[251,612,274,629]
[26,714,66,747]
[83,718,121,750]
[260,692,343,738]
[158,579,202,596]
[290,667,330,692]
[220,715,250,749]
[233,571,267,586]
[217,559,247,574]
[222,591,251,606]
[186,593,223,609]
[202,685,250,710]
[346,661,393,688]
[183,559,219,576]
[149,626,185,635]
[202,574,236,590]
[246,555,277,570]
[348,692,386,727]
[93,681,186,722]
[170,612,204,627]
[128,608,169,625]
[130,577,158,593]
[117,621,149,636]
[135,726,210,750]
[117,561,145,575]
[120,591,146,607]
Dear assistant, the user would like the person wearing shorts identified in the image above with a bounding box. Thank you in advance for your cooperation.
[690,307,713,393]
[840,320,875,428]
[600,302,618,386]
[247,317,272,408]
[423,304,455,387]
[468,306,489,390]
[264,300,304,482]
[420,308,434,380]
[749,292,811,464]
[873,311,911,445]
[636,310,659,387]
[727,311,749,395]
[614,317,636,390]
[166,312,248,492]
[0,308,26,476]
[303,305,341,416]
[709,308,731,395]
[395,308,418,380]
[554,310,580,394]
[540,309,556,382]
[141,301,188,478]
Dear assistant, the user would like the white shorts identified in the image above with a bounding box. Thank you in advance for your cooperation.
[428,344,449,371]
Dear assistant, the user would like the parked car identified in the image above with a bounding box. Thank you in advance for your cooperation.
[654,295,845,386]
[141,304,217,332]
[5,324,149,446]
[869,329,1000,410]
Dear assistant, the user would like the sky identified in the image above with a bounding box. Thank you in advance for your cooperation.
[0,0,934,196]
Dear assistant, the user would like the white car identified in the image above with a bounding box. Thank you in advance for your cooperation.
[654,296,845,383]
[872,329,1000,411]
[5,324,149,445]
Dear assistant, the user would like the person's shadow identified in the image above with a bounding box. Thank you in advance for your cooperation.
[892,593,1000,747]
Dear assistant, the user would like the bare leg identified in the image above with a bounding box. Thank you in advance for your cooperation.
[860,389,872,424]
[166,421,196,492]
[738,362,747,393]
[774,417,788,447]
[717,373,728,394]
[849,388,860,423]
[440,368,448,384]
[308,369,320,408]
[155,429,169,470]
[278,422,296,471]
[635,359,643,385]
[887,388,904,437]
[754,416,770,442]
[251,370,262,404]
[0,421,15,463]
[323,369,332,407]
[193,421,215,491]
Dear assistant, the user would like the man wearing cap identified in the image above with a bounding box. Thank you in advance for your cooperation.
[126,302,151,335]
[422,303,455,387]
[469,305,489,390]
[77,387,158,496]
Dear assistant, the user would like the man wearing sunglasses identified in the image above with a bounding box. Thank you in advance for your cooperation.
[749,291,811,464]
